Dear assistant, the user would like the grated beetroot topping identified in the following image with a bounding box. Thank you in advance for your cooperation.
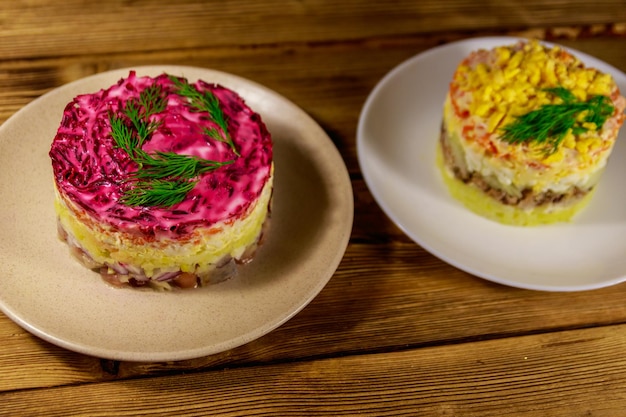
[49,71,273,238]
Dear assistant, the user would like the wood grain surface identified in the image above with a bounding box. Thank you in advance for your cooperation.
[1,1,626,415]
[4,326,626,416]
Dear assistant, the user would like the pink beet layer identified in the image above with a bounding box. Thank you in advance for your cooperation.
[49,71,273,238]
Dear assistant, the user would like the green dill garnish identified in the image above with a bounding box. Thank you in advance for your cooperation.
[168,75,240,156]
[134,151,233,181]
[109,82,234,207]
[202,126,228,144]
[500,86,614,153]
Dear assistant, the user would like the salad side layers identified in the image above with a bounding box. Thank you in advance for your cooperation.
[49,71,274,289]
[438,40,625,225]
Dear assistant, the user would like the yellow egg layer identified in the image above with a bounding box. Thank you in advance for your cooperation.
[456,40,613,133]
[55,169,273,278]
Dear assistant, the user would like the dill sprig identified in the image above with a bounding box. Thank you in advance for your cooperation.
[120,179,197,207]
[169,75,240,156]
[109,82,234,207]
[500,86,614,153]
[134,151,233,180]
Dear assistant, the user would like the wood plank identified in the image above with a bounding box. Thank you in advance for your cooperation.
[1,23,626,395]
[0,37,430,174]
[118,240,626,376]
[0,315,115,392]
[1,33,625,175]
[4,238,626,388]
[0,1,625,60]
[3,325,626,416]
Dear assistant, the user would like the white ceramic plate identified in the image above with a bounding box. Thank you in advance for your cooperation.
[357,36,626,292]
[0,65,353,361]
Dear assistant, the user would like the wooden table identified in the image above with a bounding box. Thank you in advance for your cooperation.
[2,1,626,415]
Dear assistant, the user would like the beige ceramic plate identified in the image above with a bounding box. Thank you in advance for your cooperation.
[0,66,353,361]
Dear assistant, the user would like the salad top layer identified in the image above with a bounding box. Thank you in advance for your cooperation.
[446,40,625,193]
[50,71,273,238]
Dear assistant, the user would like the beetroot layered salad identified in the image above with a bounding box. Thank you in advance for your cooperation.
[49,71,274,290]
